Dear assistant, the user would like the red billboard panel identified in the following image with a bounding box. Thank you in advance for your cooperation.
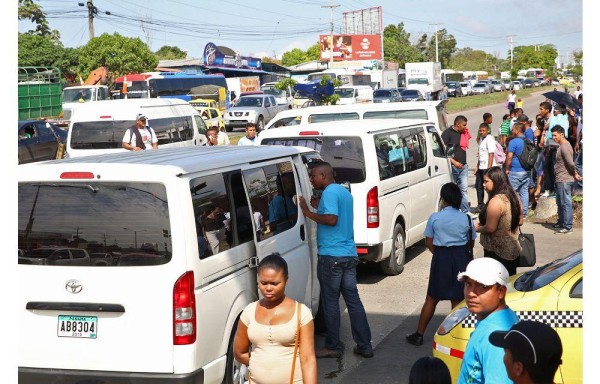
[320,34,381,61]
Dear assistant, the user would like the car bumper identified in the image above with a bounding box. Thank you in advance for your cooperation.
[355,243,383,262]
[18,367,205,384]
[224,119,252,128]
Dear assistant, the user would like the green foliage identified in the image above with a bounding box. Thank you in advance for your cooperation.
[318,75,341,105]
[572,194,583,204]
[423,29,457,68]
[18,33,65,67]
[512,45,557,73]
[155,45,187,60]
[383,23,423,66]
[449,48,498,72]
[305,43,321,61]
[18,0,60,40]
[274,78,297,91]
[281,43,320,66]
[77,33,158,78]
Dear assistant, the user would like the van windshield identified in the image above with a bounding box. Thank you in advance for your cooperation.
[334,88,356,98]
[261,137,366,183]
[18,182,172,267]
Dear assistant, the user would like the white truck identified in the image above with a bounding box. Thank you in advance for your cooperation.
[405,62,442,100]
[60,84,110,124]
[367,69,399,90]
[260,82,293,109]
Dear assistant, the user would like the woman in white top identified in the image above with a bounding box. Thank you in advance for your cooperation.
[507,90,517,111]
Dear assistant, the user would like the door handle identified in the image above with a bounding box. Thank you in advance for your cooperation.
[428,166,431,176]
[435,165,439,172]
[300,224,305,241]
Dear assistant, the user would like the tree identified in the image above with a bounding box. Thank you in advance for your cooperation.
[305,43,321,61]
[77,33,159,78]
[571,49,583,79]
[383,23,423,66]
[425,29,457,68]
[281,48,309,66]
[155,45,187,60]
[18,33,65,67]
[449,48,497,72]
[18,0,60,40]
[512,45,557,74]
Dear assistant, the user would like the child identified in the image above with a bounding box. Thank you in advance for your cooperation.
[476,112,493,144]
[517,98,523,108]
[499,113,511,149]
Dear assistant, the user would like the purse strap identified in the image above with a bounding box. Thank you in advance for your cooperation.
[466,213,473,243]
[289,301,301,384]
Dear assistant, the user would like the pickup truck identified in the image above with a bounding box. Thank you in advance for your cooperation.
[223,94,286,131]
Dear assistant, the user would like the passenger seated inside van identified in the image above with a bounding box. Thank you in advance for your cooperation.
[268,172,297,235]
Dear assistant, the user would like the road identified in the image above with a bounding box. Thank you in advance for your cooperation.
[313,90,583,383]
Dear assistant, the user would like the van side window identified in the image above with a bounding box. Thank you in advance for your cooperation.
[363,110,427,120]
[194,115,207,135]
[375,127,427,180]
[243,161,298,240]
[427,127,446,157]
[413,128,428,168]
[153,116,195,144]
[308,112,359,124]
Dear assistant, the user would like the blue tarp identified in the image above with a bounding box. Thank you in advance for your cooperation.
[294,80,334,102]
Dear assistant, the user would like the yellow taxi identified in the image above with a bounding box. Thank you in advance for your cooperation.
[433,250,582,384]
[193,106,225,132]
[190,98,219,110]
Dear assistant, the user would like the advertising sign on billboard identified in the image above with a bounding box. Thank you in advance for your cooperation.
[319,34,381,61]
[203,42,262,70]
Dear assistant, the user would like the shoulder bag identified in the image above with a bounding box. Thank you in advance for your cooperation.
[466,214,474,259]
[248,301,301,384]
[517,227,536,267]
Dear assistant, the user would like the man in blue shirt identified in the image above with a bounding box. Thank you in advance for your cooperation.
[506,122,530,218]
[298,161,374,359]
[457,258,519,384]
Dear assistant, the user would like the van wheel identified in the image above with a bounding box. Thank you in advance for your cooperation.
[223,321,248,384]
[380,223,405,276]
[256,116,264,132]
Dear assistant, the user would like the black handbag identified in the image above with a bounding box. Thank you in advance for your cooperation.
[517,228,536,267]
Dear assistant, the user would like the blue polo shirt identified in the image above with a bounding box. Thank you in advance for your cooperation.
[424,206,476,246]
[457,307,519,384]
[317,183,356,257]
[508,136,526,172]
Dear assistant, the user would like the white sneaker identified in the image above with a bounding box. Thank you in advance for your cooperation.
[541,191,550,197]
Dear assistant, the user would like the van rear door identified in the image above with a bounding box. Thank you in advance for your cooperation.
[18,179,179,373]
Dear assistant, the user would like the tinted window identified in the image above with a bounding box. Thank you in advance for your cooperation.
[271,116,302,128]
[427,126,446,157]
[308,112,359,124]
[18,182,172,266]
[570,278,582,298]
[374,127,427,180]
[194,115,207,135]
[373,90,392,97]
[262,137,366,183]
[364,110,428,120]
[513,251,582,291]
[401,90,419,96]
[150,76,228,97]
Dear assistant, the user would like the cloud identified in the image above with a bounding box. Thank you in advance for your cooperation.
[455,15,487,34]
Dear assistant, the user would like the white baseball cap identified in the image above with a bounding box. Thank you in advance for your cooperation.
[457,258,509,287]
[136,113,148,121]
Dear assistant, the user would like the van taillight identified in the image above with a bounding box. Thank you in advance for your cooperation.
[299,131,320,136]
[367,187,379,228]
[173,271,196,345]
[60,172,95,179]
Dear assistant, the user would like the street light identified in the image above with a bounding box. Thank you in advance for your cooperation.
[123,227,138,249]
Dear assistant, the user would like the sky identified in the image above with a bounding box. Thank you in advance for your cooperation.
[16,0,584,64]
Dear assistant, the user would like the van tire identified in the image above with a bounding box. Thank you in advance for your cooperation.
[223,319,248,384]
[380,223,405,275]
[256,116,264,132]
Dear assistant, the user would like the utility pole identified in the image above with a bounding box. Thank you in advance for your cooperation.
[322,0,340,67]
[430,23,441,62]
[79,0,98,40]
[507,35,516,71]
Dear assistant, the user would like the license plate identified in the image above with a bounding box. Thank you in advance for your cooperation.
[57,315,97,339]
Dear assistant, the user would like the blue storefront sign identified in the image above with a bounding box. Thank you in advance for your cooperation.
[203,42,262,70]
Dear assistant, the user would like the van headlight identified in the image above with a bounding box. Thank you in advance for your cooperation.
[436,307,470,335]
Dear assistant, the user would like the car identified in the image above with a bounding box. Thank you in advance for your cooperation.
[502,79,513,91]
[18,247,91,266]
[433,250,582,384]
[476,79,493,93]
[399,89,425,101]
[551,78,561,86]
[445,82,463,97]
[301,100,317,108]
[189,98,219,110]
[194,106,226,131]
[223,94,286,131]
[18,120,68,164]
[512,80,523,90]
[471,82,489,94]
[372,88,402,103]
[459,82,473,96]
[534,78,543,87]
[523,78,534,88]
[490,80,506,92]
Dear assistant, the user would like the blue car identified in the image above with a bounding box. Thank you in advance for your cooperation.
[18,120,68,164]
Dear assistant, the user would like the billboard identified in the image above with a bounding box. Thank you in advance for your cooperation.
[203,42,262,70]
[320,34,381,61]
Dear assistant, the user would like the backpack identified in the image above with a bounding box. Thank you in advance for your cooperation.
[493,140,506,164]
[516,137,538,170]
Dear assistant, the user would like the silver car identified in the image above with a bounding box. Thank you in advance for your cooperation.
[459,82,473,96]
[471,82,490,94]
[491,80,506,92]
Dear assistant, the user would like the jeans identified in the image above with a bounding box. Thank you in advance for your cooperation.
[509,171,530,217]
[475,169,487,206]
[574,146,583,191]
[555,182,574,230]
[317,256,372,353]
[452,164,470,212]
[544,147,557,193]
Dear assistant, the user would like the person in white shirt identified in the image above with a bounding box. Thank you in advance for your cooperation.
[237,123,258,146]
[573,85,582,100]
[474,123,497,212]
[507,90,517,111]
[122,113,158,151]
[206,126,230,146]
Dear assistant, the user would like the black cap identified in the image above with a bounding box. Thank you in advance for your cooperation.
[515,114,530,123]
[489,321,563,368]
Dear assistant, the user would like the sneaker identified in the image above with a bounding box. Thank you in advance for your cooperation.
[552,223,562,229]
[541,191,550,197]
[315,347,342,358]
[555,228,573,235]
[406,332,424,346]
[353,345,374,358]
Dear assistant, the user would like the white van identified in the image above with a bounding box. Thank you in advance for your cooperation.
[18,145,321,383]
[263,100,450,133]
[334,85,374,105]
[66,98,208,158]
[258,119,452,275]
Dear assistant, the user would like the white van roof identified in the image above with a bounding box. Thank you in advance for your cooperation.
[69,98,197,122]
[21,146,315,177]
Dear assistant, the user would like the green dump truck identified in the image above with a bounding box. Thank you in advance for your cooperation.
[18,66,64,121]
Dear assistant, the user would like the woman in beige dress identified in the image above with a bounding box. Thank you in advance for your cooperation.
[475,166,523,275]
[234,253,317,384]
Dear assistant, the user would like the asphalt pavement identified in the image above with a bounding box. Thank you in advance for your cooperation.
[318,90,584,384]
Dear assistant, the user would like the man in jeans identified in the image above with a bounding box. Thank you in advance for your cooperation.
[441,115,470,213]
[298,162,374,359]
[505,122,530,218]
[551,125,582,234]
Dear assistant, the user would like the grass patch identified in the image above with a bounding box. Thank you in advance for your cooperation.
[445,85,558,114]
[228,133,245,145]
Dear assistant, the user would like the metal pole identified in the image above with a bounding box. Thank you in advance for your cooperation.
[87,0,95,39]
[321,1,340,67]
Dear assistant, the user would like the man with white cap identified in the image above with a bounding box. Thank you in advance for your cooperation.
[456,258,519,384]
[489,321,563,384]
[122,113,158,151]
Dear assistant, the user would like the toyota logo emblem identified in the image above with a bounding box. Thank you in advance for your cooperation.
[65,279,83,294]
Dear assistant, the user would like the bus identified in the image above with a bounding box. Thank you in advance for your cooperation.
[306,69,372,87]
[523,68,545,80]
[113,72,231,110]
[441,69,464,83]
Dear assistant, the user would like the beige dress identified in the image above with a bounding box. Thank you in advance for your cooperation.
[240,301,313,384]
[479,194,522,260]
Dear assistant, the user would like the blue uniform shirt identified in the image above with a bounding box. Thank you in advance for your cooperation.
[317,183,356,256]
[424,206,476,247]
[508,136,526,172]
[458,307,519,384]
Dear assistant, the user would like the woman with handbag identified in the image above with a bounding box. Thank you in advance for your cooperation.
[406,183,476,346]
[234,253,317,384]
[476,166,523,275]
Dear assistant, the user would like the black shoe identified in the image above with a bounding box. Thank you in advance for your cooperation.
[406,332,423,346]
[353,345,374,358]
